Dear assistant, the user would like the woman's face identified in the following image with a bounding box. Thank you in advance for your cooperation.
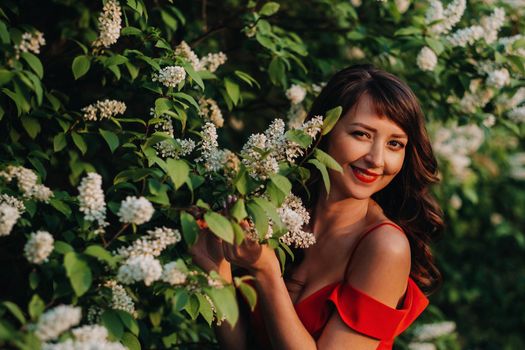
[326,94,408,201]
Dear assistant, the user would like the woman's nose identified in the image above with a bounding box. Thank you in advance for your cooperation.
[363,142,384,169]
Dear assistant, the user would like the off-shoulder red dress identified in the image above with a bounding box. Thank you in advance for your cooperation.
[248,222,429,350]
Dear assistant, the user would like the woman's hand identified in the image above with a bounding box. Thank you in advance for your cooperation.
[189,222,232,283]
[221,238,281,277]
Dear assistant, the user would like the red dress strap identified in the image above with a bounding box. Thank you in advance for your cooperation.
[343,221,404,277]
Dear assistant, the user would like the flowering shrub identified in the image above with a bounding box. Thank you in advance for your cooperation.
[0,0,524,349]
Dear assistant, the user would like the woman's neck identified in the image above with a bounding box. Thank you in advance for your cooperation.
[311,193,371,238]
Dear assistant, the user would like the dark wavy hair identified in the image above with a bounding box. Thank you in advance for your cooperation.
[296,64,443,295]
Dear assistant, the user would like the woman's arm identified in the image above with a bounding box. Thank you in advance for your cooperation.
[223,225,411,350]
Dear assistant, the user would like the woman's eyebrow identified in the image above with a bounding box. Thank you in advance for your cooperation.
[349,122,408,139]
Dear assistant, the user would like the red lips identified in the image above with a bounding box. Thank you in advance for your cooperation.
[351,166,381,183]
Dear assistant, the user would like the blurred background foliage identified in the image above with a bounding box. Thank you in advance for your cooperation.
[0,0,524,349]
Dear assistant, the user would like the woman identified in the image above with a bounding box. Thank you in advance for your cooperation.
[191,65,443,350]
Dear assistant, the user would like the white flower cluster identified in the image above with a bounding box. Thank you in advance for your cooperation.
[0,203,20,236]
[508,152,525,180]
[432,123,484,180]
[498,35,525,58]
[286,84,307,105]
[287,104,308,129]
[24,230,54,264]
[241,133,280,180]
[92,0,122,48]
[42,324,126,350]
[0,165,53,202]
[480,7,505,44]
[81,99,126,121]
[508,106,525,123]
[345,47,365,60]
[482,113,496,128]
[277,194,316,248]
[447,79,493,114]
[104,280,136,316]
[152,66,186,88]
[199,98,224,128]
[0,193,25,213]
[161,261,188,285]
[198,123,240,174]
[116,226,181,258]
[416,47,438,72]
[117,254,162,286]
[117,196,154,225]
[425,0,466,35]
[486,68,510,88]
[446,25,484,47]
[150,111,196,159]
[200,52,228,73]
[174,41,227,72]
[15,31,45,57]
[34,305,82,341]
[395,0,410,13]
[413,321,457,341]
[77,173,107,227]
[497,87,525,111]
[152,109,175,137]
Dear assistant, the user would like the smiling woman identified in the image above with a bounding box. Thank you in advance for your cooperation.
[190,65,444,350]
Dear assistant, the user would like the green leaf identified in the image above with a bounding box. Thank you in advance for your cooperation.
[231,220,246,245]
[270,174,292,195]
[2,301,26,324]
[21,52,43,79]
[20,116,41,139]
[28,294,45,320]
[121,332,141,350]
[121,26,142,36]
[285,129,312,148]
[155,97,173,115]
[64,252,92,296]
[116,310,139,336]
[181,61,204,90]
[204,212,234,243]
[84,245,116,267]
[234,70,260,88]
[253,197,284,232]
[49,198,71,217]
[314,149,342,172]
[114,168,157,185]
[224,78,240,106]
[104,54,128,67]
[196,293,214,325]
[308,159,330,195]
[53,133,67,152]
[99,129,119,153]
[72,55,91,80]
[166,158,189,190]
[259,2,280,16]
[172,92,200,111]
[394,26,422,36]
[0,69,14,86]
[2,88,25,116]
[0,20,9,44]
[54,241,74,254]
[180,211,199,246]
[230,198,248,222]
[101,310,124,340]
[268,57,286,87]
[246,201,269,240]
[236,280,257,311]
[322,106,343,135]
[208,286,239,326]
[425,37,444,55]
[184,294,200,320]
[71,132,87,155]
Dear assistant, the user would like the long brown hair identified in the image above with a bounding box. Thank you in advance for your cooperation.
[298,64,443,294]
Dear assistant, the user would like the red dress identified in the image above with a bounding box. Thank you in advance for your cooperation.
[248,222,429,350]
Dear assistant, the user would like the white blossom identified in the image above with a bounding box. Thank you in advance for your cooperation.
[482,114,496,128]
[278,194,316,248]
[286,84,307,105]
[480,7,505,44]
[78,173,107,227]
[117,254,162,286]
[350,0,362,6]
[116,226,181,258]
[490,213,504,225]
[24,231,54,264]
[31,185,53,202]
[240,133,280,180]
[0,165,53,201]
[497,87,525,111]
[287,104,308,129]
[486,68,510,88]
[509,152,525,180]
[0,194,25,213]
[92,0,122,48]
[200,52,227,73]
[152,66,186,88]
[199,98,224,127]
[449,194,462,209]
[81,100,126,121]
[447,25,484,47]
[43,324,126,350]
[175,41,201,70]
[117,196,154,225]
[508,106,525,123]
[498,35,525,58]
[152,110,175,137]
[395,0,410,13]
[416,47,437,72]
[425,0,466,35]
[15,31,45,58]
[413,321,457,341]
[0,203,20,236]
[161,262,188,285]
[35,305,82,341]
[104,280,136,316]
[345,46,365,60]
[71,325,108,343]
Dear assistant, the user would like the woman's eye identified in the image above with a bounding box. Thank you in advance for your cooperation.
[352,130,370,138]
[389,140,405,149]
